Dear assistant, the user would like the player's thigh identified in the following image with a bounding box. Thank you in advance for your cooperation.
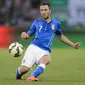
[39,54,51,65]
[21,45,36,68]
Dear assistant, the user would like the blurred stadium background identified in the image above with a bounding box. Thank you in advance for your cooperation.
[0,0,85,85]
[0,0,85,48]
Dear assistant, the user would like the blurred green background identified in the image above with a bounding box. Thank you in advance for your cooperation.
[0,0,85,85]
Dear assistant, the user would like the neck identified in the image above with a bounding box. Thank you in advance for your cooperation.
[45,16,51,23]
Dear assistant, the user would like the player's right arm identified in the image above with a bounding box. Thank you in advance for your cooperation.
[21,32,30,39]
[21,20,36,39]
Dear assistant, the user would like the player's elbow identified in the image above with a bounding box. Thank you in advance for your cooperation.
[58,35,64,41]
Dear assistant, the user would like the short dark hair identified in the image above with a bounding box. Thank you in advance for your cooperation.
[40,1,50,8]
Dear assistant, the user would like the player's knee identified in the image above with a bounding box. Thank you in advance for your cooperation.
[39,55,51,65]
[46,59,51,65]
[20,65,30,73]
[23,67,29,72]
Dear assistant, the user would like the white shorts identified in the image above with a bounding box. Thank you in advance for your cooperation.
[21,44,50,68]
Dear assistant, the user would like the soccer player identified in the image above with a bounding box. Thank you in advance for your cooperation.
[16,1,80,82]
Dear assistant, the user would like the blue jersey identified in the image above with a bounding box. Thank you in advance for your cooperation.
[27,18,63,52]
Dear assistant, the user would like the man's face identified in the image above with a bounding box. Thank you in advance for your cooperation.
[40,5,51,19]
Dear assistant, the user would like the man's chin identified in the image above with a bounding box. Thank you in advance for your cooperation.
[43,16,49,20]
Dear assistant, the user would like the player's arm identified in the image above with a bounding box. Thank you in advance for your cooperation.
[55,22,80,49]
[21,32,30,39]
[57,34,80,49]
[21,20,36,39]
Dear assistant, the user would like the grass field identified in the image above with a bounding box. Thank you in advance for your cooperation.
[0,48,85,85]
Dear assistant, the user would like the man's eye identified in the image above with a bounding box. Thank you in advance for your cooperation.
[41,9,43,11]
[45,9,47,11]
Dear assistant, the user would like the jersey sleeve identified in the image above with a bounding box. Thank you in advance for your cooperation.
[55,22,63,36]
[27,20,36,35]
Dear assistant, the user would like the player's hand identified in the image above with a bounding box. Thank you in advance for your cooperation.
[74,42,81,49]
[21,32,29,39]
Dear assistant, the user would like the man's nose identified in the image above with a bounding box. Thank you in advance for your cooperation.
[42,11,46,14]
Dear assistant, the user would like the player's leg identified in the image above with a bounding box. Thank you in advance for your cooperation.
[29,55,50,77]
[27,50,51,81]
[16,45,36,79]
[16,65,30,79]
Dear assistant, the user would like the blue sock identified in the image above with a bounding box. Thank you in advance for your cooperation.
[30,64,46,78]
[16,68,22,79]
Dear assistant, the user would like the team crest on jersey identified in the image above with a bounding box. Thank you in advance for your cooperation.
[51,24,55,30]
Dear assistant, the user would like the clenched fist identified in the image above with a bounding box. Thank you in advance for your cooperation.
[21,32,30,39]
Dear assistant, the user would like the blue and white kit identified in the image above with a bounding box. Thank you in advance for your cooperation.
[28,18,63,52]
[21,18,63,67]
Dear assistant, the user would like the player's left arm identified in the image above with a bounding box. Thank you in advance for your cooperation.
[57,34,81,49]
[55,22,80,49]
